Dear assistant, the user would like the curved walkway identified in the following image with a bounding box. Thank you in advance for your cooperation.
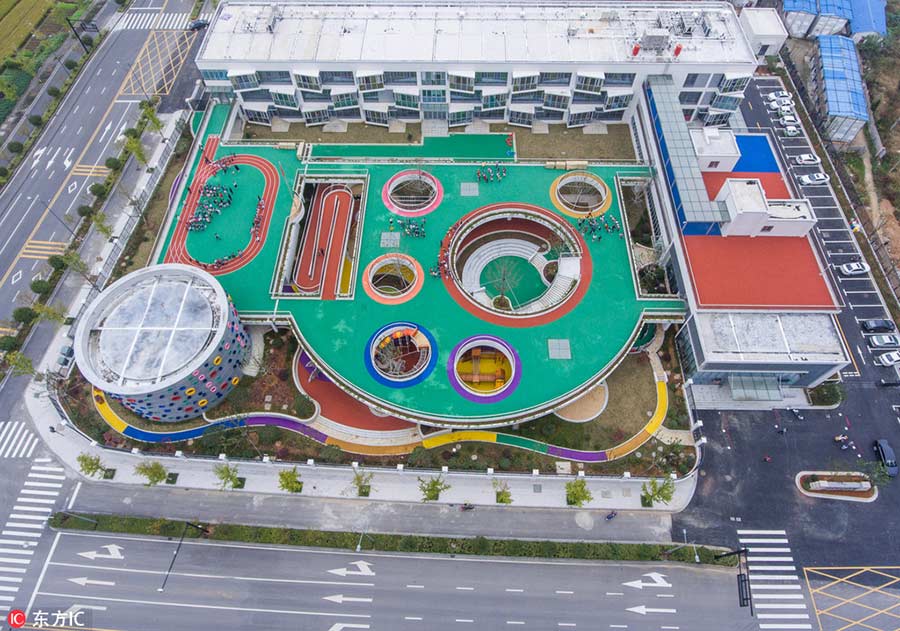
[91,341,671,463]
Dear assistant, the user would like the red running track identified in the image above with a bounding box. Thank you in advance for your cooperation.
[294,183,353,300]
[164,136,280,275]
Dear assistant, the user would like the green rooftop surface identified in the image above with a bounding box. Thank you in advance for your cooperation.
[158,105,684,422]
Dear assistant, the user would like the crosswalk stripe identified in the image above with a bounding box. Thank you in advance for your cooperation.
[27,473,65,481]
[0,540,34,547]
[34,458,53,463]
[739,538,790,544]
[7,428,30,457]
[749,575,800,581]
[12,506,52,513]
[0,567,26,574]
[747,548,792,553]
[0,549,33,556]
[737,530,787,535]
[30,466,65,473]
[752,594,805,600]
[0,586,19,593]
[8,514,49,521]
[5,522,44,530]
[748,557,794,562]
[0,423,14,449]
[758,625,811,630]
[0,557,31,565]
[15,498,56,505]
[751,585,802,590]
[24,482,63,488]
[24,436,38,458]
[749,565,798,572]
[0,577,23,583]
[0,596,16,602]
[757,614,810,620]
[756,604,808,609]
[19,489,60,496]
[2,531,41,538]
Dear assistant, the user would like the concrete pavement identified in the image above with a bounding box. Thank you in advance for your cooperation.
[21,530,752,631]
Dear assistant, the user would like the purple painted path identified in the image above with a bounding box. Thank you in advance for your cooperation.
[246,415,328,443]
[546,444,608,462]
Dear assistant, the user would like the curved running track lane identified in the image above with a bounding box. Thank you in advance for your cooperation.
[294,183,353,299]
[165,136,280,275]
[92,379,667,463]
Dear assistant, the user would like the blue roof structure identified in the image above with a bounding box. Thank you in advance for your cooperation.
[784,0,817,13]
[850,0,888,36]
[817,36,869,122]
[818,0,853,19]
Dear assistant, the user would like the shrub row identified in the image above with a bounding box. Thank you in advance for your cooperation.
[49,512,735,566]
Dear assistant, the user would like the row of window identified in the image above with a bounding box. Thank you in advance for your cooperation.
[678,90,743,110]
[203,68,638,93]
[683,72,751,93]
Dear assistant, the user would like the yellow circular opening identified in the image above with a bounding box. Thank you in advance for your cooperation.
[213,355,222,366]
[185,387,196,396]
[231,377,240,386]
[198,399,208,407]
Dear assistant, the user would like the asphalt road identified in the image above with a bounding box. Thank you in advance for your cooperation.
[20,531,751,631]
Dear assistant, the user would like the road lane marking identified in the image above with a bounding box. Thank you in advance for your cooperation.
[67,481,82,510]
[406,584,424,589]
[505,588,524,593]
[556,590,574,595]
[456,586,474,591]
[404,617,422,621]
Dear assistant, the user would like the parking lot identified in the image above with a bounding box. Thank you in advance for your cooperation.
[741,76,897,380]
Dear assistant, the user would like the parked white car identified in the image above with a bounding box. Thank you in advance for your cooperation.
[782,126,801,137]
[778,115,799,126]
[795,153,821,165]
[874,351,900,366]
[868,334,900,349]
[766,90,792,101]
[838,261,870,276]
[799,173,830,186]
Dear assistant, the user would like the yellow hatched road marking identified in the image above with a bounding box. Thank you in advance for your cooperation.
[804,566,900,631]
[20,239,68,260]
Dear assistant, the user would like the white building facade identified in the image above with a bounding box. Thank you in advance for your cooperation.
[195,1,763,129]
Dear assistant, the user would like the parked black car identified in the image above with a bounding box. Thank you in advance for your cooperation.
[874,439,899,477]
[188,19,209,31]
[860,319,896,334]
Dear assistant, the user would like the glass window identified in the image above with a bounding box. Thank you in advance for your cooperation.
[538,72,571,86]
[244,108,270,123]
[718,76,750,93]
[257,70,291,84]
[535,106,564,121]
[272,91,297,108]
[511,90,543,103]
[384,71,417,85]
[200,69,227,81]
[421,89,446,103]
[450,90,480,103]
[332,93,358,109]
[543,92,570,110]
[475,72,508,85]
[757,44,770,57]
[606,94,632,110]
[700,91,715,106]
[333,107,360,118]
[421,71,446,86]
[708,161,720,168]
[482,93,507,109]
[294,74,320,90]
[708,73,725,88]
[393,107,420,119]
[449,110,473,126]
[241,89,271,102]
[593,109,624,121]
[604,73,635,87]
[304,109,331,125]
[230,73,259,90]
[682,108,695,121]
[509,110,533,126]
[568,111,593,127]
[512,75,538,92]
[575,75,603,93]
[365,109,389,125]
[320,71,354,85]
[572,91,605,104]
[422,103,447,119]
[448,74,474,92]
[395,92,419,109]
[476,107,505,120]
[702,111,731,126]
[683,73,709,88]
[678,91,701,105]
[357,74,385,91]
[711,94,741,110]
[301,89,332,103]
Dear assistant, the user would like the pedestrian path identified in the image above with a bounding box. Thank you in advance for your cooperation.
[113,11,212,31]
[0,459,65,614]
[737,529,811,630]
[0,422,38,459]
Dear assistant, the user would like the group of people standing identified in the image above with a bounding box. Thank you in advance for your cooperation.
[476,162,508,184]
[389,216,427,239]
[187,182,233,232]
[578,213,623,243]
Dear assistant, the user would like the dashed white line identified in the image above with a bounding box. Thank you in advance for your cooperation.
[406,585,424,589]
[555,590,574,595]
[404,616,422,621]
[606,592,624,596]
[455,619,473,624]
[505,588,524,593]
[455,586,474,591]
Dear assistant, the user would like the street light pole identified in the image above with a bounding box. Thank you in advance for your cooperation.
[158,522,210,592]
[65,17,90,55]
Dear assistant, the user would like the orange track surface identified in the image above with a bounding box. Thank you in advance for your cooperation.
[165,137,279,275]
[702,171,791,201]
[296,355,416,431]
[295,184,353,299]
[684,235,836,309]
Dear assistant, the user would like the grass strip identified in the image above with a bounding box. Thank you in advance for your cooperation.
[49,512,735,566]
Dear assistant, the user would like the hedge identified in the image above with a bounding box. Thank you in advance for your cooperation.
[49,513,735,566]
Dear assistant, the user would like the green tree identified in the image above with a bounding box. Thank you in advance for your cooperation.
[47,86,61,98]
[47,254,67,271]
[134,460,168,486]
[7,141,23,154]
[105,157,122,171]
[124,136,147,165]
[565,478,593,507]
[77,453,105,479]
[63,59,77,71]
[318,444,343,463]
[351,469,373,497]
[76,204,94,218]
[5,351,35,376]
[860,460,893,488]
[27,114,42,126]
[641,477,675,507]
[12,307,37,324]
[30,279,52,296]
[0,336,19,352]
[32,302,66,325]
[81,35,94,49]
[213,463,240,490]
[89,182,107,199]
[278,466,303,493]
[417,475,450,502]
[92,212,114,240]
[493,479,513,504]
[406,446,430,467]
[140,101,164,134]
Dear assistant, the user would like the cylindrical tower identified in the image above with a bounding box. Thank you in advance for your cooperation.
[74,264,250,422]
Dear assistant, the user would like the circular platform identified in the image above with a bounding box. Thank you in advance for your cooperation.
[382,169,444,217]
[550,171,612,218]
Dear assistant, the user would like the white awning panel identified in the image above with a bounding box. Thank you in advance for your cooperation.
[392,86,420,96]
[241,102,271,112]
[577,70,605,79]
[301,102,329,113]
[356,69,383,77]
[480,86,508,95]
[449,103,476,113]
[448,70,475,78]
[268,86,296,95]
[568,103,597,114]
[329,85,358,96]
[508,103,535,113]
[364,102,391,113]
[512,70,539,78]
